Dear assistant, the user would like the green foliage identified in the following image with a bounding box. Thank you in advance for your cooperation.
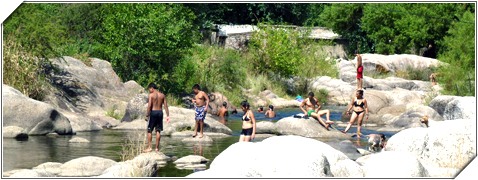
[3,36,50,100]
[315,88,330,105]
[437,10,475,96]
[396,66,437,81]
[249,24,305,77]
[96,4,199,91]
[3,3,67,58]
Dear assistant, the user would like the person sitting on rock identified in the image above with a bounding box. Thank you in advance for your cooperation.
[343,89,369,137]
[239,101,256,142]
[217,102,229,125]
[299,92,334,130]
[429,73,437,86]
[264,105,276,118]
[367,133,386,152]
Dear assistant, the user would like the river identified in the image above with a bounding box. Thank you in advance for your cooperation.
[2,106,395,177]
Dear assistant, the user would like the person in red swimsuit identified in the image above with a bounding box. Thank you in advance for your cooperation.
[356,53,364,90]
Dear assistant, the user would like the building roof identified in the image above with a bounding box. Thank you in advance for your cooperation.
[215,24,342,40]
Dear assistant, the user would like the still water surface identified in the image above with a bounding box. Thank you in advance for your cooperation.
[2,107,394,177]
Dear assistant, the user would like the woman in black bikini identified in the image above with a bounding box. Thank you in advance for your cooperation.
[343,89,369,137]
[239,101,256,142]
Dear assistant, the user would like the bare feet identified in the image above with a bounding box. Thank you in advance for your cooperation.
[341,130,346,134]
[325,120,334,124]
[155,148,159,152]
[143,148,152,153]
[192,134,197,138]
[325,124,330,131]
[198,134,204,138]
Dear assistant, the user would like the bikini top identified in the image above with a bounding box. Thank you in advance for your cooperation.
[242,111,251,121]
[353,98,365,108]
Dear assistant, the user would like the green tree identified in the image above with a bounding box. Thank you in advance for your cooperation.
[248,24,305,77]
[95,4,199,92]
[437,10,475,96]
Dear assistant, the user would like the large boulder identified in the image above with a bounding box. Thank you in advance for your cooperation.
[386,103,443,129]
[275,117,349,138]
[244,90,300,108]
[121,93,148,122]
[384,119,476,177]
[359,151,429,177]
[58,156,117,177]
[187,135,359,178]
[309,76,356,105]
[442,96,475,120]
[2,84,73,135]
[327,140,362,160]
[99,152,169,177]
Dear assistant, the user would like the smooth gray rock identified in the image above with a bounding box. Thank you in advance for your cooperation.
[2,84,73,135]
[275,117,348,138]
[360,151,429,177]
[58,156,117,177]
[2,126,28,139]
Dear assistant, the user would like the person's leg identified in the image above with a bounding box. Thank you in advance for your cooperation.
[343,112,358,133]
[155,131,161,152]
[311,112,330,130]
[239,135,245,142]
[193,120,199,137]
[198,120,204,138]
[243,136,251,142]
[357,78,363,90]
[145,132,152,152]
[356,113,365,137]
[318,109,333,123]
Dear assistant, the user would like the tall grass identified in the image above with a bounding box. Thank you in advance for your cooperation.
[120,131,146,161]
[3,37,49,100]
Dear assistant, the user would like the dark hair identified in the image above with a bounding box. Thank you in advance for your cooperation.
[308,92,314,97]
[259,106,263,111]
[355,50,359,54]
[269,105,274,110]
[380,133,386,141]
[357,89,364,97]
[192,84,201,90]
[241,100,250,109]
[148,83,158,89]
[222,102,227,107]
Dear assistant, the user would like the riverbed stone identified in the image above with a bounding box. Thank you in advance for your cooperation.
[442,97,475,120]
[255,121,276,134]
[32,162,63,176]
[187,135,355,178]
[384,119,475,174]
[360,151,429,177]
[327,140,362,160]
[330,159,365,177]
[2,84,74,135]
[2,126,28,139]
[171,131,230,138]
[58,156,117,177]
[69,137,90,143]
[99,152,168,177]
[9,169,43,177]
[174,155,209,164]
[275,117,348,138]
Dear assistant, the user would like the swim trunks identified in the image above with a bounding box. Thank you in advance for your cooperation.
[195,106,206,121]
[147,110,163,133]
[240,128,253,136]
[307,109,315,117]
[357,65,364,79]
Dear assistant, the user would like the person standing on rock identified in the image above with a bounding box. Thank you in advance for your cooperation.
[192,84,209,138]
[145,83,170,153]
[343,89,369,137]
[356,52,364,90]
[299,92,334,130]
[239,101,256,142]
[264,105,276,118]
[217,102,228,125]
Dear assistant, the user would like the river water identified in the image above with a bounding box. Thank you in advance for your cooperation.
[2,106,395,177]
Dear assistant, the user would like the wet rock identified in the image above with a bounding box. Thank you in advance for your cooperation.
[58,156,117,177]
[69,137,90,143]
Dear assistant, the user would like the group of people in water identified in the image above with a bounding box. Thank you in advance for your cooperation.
[142,53,386,152]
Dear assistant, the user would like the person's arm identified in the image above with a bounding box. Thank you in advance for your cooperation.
[346,98,355,115]
[315,97,321,113]
[299,100,307,114]
[146,94,153,119]
[364,98,369,120]
[265,110,269,116]
[250,111,256,140]
[204,92,210,112]
[164,95,170,123]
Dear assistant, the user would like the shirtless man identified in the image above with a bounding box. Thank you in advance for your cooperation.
[367,133,386,152]
[145,83,170,152]
[299,92,334,130]
[264,105,276,118]
[217,102,228,125]
[192,84,209,138]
